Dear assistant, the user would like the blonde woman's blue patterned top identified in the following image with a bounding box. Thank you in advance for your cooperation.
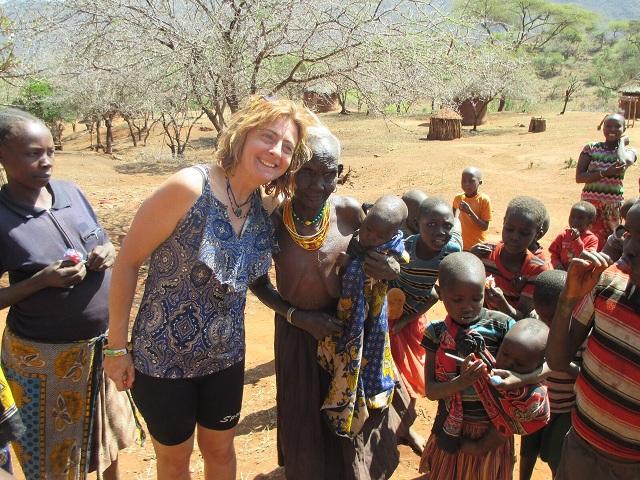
[132,166,276,378]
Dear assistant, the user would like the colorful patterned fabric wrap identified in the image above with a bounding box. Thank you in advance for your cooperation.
[422,311,512,452]
[0,328,132,479]
[427,315,548,450]
[580,141,631,205]
[482,242,550,309]
[0,365,23,446]
[317,231,405,438]
[132,166,276,378]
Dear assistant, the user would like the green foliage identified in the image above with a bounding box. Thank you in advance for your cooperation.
[534,52,565,78]
[14,80,74,124]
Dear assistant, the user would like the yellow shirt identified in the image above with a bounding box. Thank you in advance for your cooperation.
[452,192,492,250]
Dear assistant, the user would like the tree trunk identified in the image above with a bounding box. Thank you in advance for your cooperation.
[202,106,225,133]
[560,91,571,115]
[337,91,348,115]
[104,117,113,154]
[497,95,506,112]
[124,118,138,146]
[96,120,102,151]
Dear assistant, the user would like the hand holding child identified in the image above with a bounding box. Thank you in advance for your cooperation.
[291,310,342,340]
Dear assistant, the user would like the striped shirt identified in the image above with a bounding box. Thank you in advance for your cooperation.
[390,227,462,316]
[482,242,550,308]
[572,261,640,460]
[545,345,585,414]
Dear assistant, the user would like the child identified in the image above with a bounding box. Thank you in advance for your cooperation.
[519,270,582,480]
[528,206,550,262]
[0,108,136,479]
[419,252,517,479]
[547,202,640,479]
[401,189,428,237]
[460,317,550,456]
[392,197,462,326]
[576,113,636,249]
[452,167,492,250]
[548,201,598,270]
[387,287,427,453]
[472,196,550,319]
[318,195,408,438]
[602,196,639,262]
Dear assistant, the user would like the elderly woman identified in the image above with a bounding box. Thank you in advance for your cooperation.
[251,125,403,480]
[104,97,312,480]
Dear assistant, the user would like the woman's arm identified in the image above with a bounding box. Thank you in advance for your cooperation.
[0,261,87,309]
[424,350,486,401]
[576,151,608,184]
[249,275,342,340]
[105,167,204,390]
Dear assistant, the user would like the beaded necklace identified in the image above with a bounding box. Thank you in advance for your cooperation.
[291,200,327,226]
[283,199,330,251]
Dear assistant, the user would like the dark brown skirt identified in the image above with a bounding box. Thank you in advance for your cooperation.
[274,314,400,480]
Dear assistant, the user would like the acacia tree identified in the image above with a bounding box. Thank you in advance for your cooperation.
[40,0,449,132]
[442,45,536,131]
[453,0,595,110]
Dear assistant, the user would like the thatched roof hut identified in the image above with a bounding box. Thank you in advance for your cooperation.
[427,108,462,141]
[618,76,640,120]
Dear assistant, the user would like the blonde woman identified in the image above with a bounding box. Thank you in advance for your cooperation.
[104,97,312,480]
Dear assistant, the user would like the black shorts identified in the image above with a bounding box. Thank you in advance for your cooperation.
[131,361,244,446]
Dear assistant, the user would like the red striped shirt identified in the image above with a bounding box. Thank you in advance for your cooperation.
[572,262,640,460]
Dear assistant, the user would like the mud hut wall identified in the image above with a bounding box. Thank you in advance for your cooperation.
[619,93,640,120]
[303,92,338,113]
[457,99,488,126]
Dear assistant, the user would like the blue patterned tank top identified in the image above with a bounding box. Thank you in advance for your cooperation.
[131,166,276,378]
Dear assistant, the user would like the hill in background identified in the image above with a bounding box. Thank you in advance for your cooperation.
[551,0,640,20]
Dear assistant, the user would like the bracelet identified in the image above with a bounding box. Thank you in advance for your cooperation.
[104,343,131,357]
[286,306,296,324]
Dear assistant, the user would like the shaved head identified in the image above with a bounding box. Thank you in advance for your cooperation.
[402,189,428,235]
[496,318,549,373]
[307,125,341,163]
[439,252,486,290]
[368,195,408,229]
[462,166,482,180]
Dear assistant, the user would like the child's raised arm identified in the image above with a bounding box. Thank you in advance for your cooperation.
[424,350,487,401]
[546,251,609,371]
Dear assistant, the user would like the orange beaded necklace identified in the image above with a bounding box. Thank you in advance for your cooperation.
[283,199,330,251]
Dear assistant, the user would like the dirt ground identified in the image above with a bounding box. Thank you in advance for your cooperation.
[4,109,639,479]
